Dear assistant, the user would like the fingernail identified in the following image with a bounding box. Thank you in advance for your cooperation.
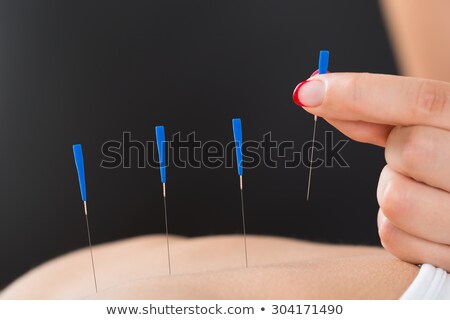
[292,79,325,107]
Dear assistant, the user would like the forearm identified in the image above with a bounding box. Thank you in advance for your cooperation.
[380,0,450,82]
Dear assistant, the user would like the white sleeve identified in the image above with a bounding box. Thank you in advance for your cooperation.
[400,264,450,300]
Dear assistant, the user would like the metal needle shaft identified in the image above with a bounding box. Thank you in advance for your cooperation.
[240,176,249,268]
[306,115,318,201]
[306,50,329,200]
[162,183,172,275]
[83,201,98,293]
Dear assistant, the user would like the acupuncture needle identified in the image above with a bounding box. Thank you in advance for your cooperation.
[155,125,172,275]
[72,144,98,293]
[306,50,330,201]
[232,118,249,268]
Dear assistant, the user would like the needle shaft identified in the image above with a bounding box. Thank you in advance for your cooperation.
[306,115,318,201]
[240,176,249,268]
[162,183,172,275]
[84,201,98,293]
[306,50,329,200]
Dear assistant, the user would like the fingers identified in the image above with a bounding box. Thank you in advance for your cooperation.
[377,166,450,245]
[324,118,393,147]
[385,125,450,192]
[293,73,450,130]
[378,209,450,272]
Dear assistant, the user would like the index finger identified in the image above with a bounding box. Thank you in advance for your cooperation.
[293,73,450,130]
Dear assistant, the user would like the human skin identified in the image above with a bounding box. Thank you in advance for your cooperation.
[292,0,450,271]
[380,0,450,82]
[293,72,450,272]
[4,1,448,301]
[0,235,418,299]
[376,2,450,270]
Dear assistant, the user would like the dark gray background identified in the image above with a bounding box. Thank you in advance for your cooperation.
[0,0,395,288]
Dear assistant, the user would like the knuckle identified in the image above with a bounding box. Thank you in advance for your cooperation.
[398,127,429,173]
[414,80,449,118]
[378,218,395,251]
[385,126,401,162]
[379,175,407,222]
[378,218,407,262]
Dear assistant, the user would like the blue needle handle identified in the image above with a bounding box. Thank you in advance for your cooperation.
[73,144,87,201]
[232,118,243,177]
[318,50,329,75]
[155,125,166,183]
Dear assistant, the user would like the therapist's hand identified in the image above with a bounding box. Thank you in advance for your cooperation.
[293,73,450,271]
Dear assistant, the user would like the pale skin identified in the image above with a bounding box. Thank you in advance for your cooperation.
[294,71,450,272]
[290,0,450,272]
[0,235,418,299]
[2,0,450,300]
[380,0,450,83]
[292,0,450,274]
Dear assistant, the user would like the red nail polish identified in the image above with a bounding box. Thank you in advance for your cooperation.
[309,70,319,78]
[292,80,309,106]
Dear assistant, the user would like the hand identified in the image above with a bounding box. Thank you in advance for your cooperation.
[293,72,450,271]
